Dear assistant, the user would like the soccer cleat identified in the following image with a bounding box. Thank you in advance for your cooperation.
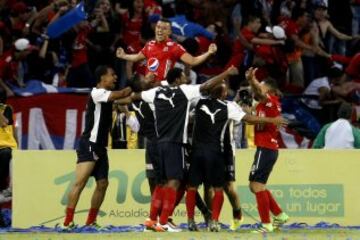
[251,223,274,233]
[144,218,157,232]
[155,223,182,232]
[187,219,199,231]
[229,216,244,231]
[208,220,221,232]
[85,221,103,230]
[273,212,289,229]
[56,222,76,232]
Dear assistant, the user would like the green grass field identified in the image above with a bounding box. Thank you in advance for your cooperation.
[1,229,360,240]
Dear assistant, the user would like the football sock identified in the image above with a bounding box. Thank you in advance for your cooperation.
[185,189,197,220]
[255,191,271,223]
[149,185,163,221]
[159,187,176,225]
[86,208,98,225]
[212,190,224,221]
[64,207,75,226]
[266,190,282,216]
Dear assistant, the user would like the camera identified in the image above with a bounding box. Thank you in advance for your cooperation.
[238,88,253,107]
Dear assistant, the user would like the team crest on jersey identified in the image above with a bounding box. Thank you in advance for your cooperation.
[148,58,159,72]
[163,47,169,52]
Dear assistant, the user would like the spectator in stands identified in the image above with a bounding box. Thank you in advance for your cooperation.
[111,103,139,149]
[0,88,17,204]
[0,38,37,97]
[313,2,355,53]
[280,8,330,89]
[313,102,360,148]
[301,66,344,124]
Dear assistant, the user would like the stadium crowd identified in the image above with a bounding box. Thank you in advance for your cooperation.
[0,0,360,231]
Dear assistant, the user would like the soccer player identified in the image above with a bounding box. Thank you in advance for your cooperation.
[132,66,239,232]
[246,68,289,233]
[116,18,217,82]
[186,83,287,232]
[61,66,132,230]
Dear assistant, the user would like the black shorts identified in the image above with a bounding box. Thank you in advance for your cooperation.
[145,138,159,179]
[224,151,236,182]
[248,147,278,184]
[76,138,109,181]
[188,145,225,188]
[157,142,186,181]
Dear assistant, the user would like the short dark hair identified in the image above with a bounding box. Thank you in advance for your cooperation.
[210,83,226,99]
[327,67,343,79]
[166,68,183,84]
[337,102,353,119]
[158,18,172,25]
[95,65,110,84]
[128,74,143,92]
[0,88,6,103]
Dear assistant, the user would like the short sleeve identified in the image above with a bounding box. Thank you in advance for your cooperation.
[141,87,157,103]
[174,42,187,59]
[91,88,111,103]
[227,101,246,123]
[180,84,201,100]
[140,42,149,58]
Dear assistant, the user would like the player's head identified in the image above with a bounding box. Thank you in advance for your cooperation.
[337,102,353,120]
[155,18,172,42]
[210,83,227,100]
[95,65,117,90]
[166,68,187,85]
[128,74,150,92]
[246,15,261,33]
[261,78,282,97]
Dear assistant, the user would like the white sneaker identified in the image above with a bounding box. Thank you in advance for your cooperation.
[155,223,181,232]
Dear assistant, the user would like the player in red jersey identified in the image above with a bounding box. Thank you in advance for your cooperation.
[116,18,217,82]
[246,68,289,233]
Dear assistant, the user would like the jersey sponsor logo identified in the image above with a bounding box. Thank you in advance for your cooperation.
[163,47,169,52]
[148,58,160,72]
[157,93,176,108]
[166,41,175,46]
[132,102,144,118]
[200,105,221,124]
[266,102,273,107]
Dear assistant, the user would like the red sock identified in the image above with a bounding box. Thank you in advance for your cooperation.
[86,208,99,225]
[255,191,271,223]
[185,189,197,220]
[266,189,282,216]
[211,190,224,221]
[159,187,176,225]
[149,185,163,221]
[64,207,75,226]
[168,187,185,217]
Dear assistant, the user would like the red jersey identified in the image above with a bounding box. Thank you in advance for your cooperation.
[141,39,186,81]
[255,94,281,150]
[346,53,360,82]
[71,25,91,68]
[0,50,19,84]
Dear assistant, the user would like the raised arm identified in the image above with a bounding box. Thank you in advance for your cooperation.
[180,43,217,66]
[246,67,267,100]
[116,47,146,62]
[199,66,238,93]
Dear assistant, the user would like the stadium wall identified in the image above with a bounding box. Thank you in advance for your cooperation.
[12,150,360,228]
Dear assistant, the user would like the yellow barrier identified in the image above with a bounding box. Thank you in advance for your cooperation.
[13,150,360,228]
